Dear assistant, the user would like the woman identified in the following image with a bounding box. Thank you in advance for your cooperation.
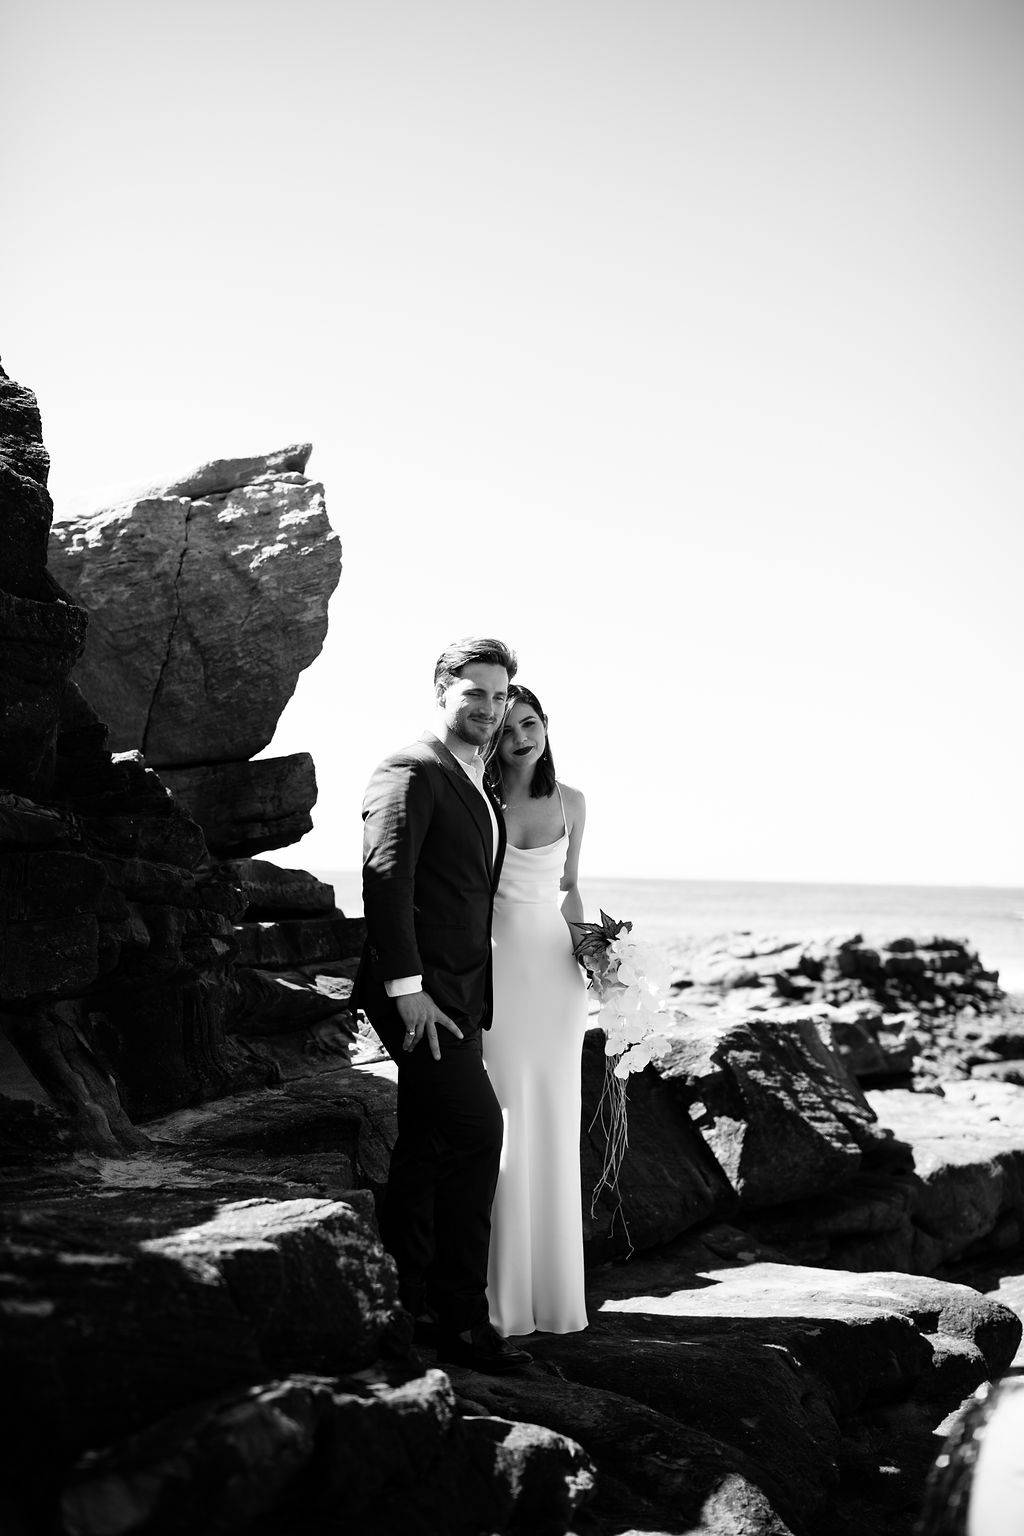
[483,684,590,1336]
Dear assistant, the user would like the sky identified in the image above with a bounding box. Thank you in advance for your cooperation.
[3,0,1023,885]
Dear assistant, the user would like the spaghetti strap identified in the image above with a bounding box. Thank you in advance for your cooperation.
[555,780,567,838]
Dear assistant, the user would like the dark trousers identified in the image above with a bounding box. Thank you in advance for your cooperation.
[373,1007,504,1333]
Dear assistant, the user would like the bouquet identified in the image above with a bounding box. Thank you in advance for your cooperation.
[572,911,673,1242]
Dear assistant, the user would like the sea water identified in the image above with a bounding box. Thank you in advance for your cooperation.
[316,870,1024,995]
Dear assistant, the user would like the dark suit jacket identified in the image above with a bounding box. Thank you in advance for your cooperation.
[353,732,507,1035]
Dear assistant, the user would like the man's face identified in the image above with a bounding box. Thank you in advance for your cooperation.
[437,662,510,750]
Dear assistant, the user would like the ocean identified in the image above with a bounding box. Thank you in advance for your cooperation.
[316,870,1024,996]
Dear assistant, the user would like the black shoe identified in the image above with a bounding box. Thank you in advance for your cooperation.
[437,1321,533,1374]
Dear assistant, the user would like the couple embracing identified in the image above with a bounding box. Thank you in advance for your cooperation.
[354,637,589,1373]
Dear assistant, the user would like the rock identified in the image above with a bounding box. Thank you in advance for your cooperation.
[580,1030,733,1260]
[220,858,337,918]
[0,585,88,800]
[232,913,365,970]
[0,793,76,847]
[158,754,317,856]
[669,933,1010,1088]
[0,363,52,591]
[532,1324,841,1531]
[227,965,357,1037]
[591,1251,1021,1403]
[61,1374,334,1536]
[48,447,341,767]
[60,1369,594,1536]
[449,1248,1019,1536]
[455,1368,796,1536]
[2,1003,150,1155]
[0,1190,399,1480]
[656,1012,889,1208]
[121,1060,399,1201]
[867,1081,1024,1265]
[0,364,92,798]
[829,1007,918,1081]
[972,1059,1024,1086]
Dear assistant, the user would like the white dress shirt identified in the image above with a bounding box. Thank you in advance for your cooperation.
[384,746,499,998]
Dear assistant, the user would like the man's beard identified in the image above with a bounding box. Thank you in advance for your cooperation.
[454,717,494,746]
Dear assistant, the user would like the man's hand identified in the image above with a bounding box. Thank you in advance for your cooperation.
[395,990,464,1061]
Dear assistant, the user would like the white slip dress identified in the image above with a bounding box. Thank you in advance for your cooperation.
[483,784,589,1336]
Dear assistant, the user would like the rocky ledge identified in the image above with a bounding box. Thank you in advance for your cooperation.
[4,1056,1020,1536]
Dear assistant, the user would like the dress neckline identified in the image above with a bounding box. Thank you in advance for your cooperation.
[506,828,568,853]
[505,782,568,853]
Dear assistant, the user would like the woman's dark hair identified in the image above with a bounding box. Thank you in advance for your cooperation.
[433,636,518,690]
[485,684,557,802]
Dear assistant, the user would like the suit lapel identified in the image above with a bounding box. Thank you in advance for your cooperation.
[486,778,507,892]
[419,732,496,871]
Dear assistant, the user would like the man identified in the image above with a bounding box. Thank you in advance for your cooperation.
[354,636,531,1373]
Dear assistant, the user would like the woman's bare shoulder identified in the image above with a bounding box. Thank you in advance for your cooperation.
[557,781,586,816]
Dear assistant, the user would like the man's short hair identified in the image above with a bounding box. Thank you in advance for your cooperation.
[434,636,518,690]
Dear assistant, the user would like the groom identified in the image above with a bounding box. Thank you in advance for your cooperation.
[354,636,531,1373]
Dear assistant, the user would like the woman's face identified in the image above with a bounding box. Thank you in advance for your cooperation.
[497,697,548,770]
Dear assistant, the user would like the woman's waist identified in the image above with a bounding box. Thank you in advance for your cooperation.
[494,889,565,908]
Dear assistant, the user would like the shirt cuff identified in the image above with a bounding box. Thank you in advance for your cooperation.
[385,975,423,997]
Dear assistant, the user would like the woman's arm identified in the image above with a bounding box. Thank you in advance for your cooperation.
[559,784,587,936]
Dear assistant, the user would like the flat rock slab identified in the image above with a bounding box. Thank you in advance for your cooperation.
[159,754,318,857]
[590,1252,1021,1408]
[233,912,366,969]
[220,858,338,918]
[0,1189,399,1479]
[866,1081,1024,1262]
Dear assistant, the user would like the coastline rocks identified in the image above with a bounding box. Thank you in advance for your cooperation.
[2,1119,592,1536]
[1,369,287,1147]
[48,447,341,768]
[159,754,318,857]
[671,933,1008,1084]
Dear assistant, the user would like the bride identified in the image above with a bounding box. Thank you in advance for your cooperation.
[483,684,589,1336]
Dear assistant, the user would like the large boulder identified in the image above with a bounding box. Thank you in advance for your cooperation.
[580,1030,733,1260]
[48,446,341,767]
[866,1081,1024,1264]
[655,1011,891,1208]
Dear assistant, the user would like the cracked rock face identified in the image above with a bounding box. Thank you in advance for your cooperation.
[49,446,341,767]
